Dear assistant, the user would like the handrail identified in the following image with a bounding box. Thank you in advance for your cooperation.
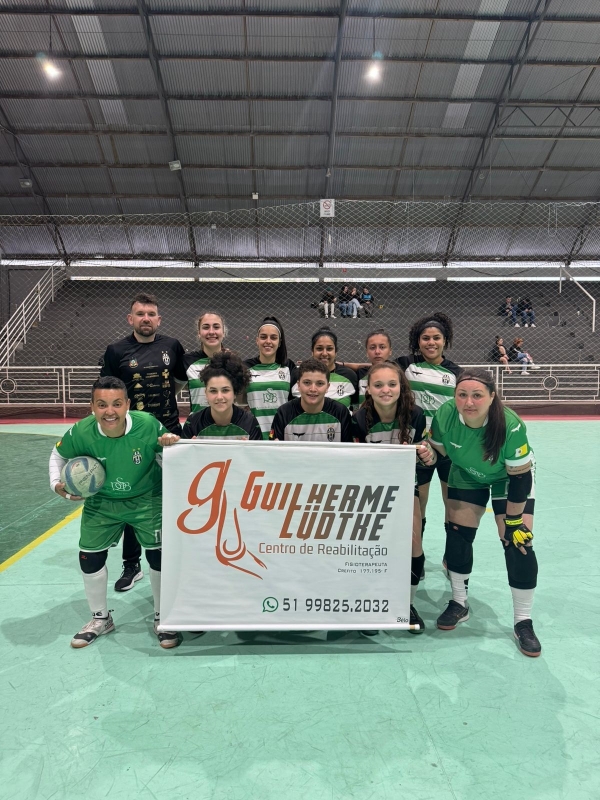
[0,265,67,366]
[560,264,596,332]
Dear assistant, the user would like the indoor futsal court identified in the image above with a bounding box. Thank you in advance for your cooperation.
[2,0,600,798]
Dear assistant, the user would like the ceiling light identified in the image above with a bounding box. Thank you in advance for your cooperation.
[43,60,61,79]
[366,63,381,81]
[168,160,181,171]
[19,178,32,189]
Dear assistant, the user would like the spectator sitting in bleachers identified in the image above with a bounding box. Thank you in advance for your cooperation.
[491,336,511,374]
[348,287,362,319]
[360,286,375,317]
[518,298,536,328]
[318,287,337,319]
[509,337,541,375]
[499,296,518,326]
[338,285,352,318]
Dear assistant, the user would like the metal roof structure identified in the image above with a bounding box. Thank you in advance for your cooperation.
[0,0,599,262]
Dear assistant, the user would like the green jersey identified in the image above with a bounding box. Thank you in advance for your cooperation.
[183,349,211,413]
[270,398,352,442]
[397,356,460,429]
[182,405,262,441]
[430,400,532,486]
[244,357,296,439]
[54,411,166,500]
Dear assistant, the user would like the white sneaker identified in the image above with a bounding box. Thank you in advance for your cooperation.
[514,323,520,327]
[524,323,529,327]
[331,314,336,318]
[71,613,115,648]
[324,315,328,318]
[530,323,536,327]
[521,370,530,376]
[530,364,541,370]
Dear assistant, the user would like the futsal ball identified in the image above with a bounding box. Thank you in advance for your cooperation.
[60,456,106,498]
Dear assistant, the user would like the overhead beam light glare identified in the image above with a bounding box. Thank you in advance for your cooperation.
[366,63,381,81]
[43,60,61,79]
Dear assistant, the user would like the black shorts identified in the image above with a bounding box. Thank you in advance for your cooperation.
[448,486,535,516]
[416,454,452,486]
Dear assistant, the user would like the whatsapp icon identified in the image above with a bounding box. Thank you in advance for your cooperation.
[262,597,278,612]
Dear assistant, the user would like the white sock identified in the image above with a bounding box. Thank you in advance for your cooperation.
[82,566,108,618]
[511,587,535,624]
[149,567,161,617]
[448,570,470,607]
[410,584,417,603]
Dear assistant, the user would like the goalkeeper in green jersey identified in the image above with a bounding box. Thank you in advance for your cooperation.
[49,376,181,650]
[425,367,541,657]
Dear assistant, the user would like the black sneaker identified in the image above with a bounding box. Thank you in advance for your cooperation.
[360,630,379,637]
[114,561,143,592]
[437,600,469,630]
[154,619,182,649]
[514,619,542,657]
[409,605,425,634]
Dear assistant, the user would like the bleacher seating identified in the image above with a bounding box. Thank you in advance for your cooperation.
[12,279,599,367]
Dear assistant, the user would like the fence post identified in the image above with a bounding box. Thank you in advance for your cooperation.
[38,284,42,321]
[62,367,67,419]
[22,304,26,344]
[51,266,55,302]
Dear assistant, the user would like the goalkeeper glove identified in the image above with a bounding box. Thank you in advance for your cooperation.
[504,514,533,548]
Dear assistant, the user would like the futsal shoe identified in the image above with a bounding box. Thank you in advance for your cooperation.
[360,629,379,636]
[514,619,542,658]
[154,619,181,649]
[114,561,143,592]
[409,605,425,634]
[71,614,115,648]
[437,600,470,630]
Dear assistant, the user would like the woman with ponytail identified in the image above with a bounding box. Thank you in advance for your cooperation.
[244,316,298,440]
[425,368,540,657]
[352,361,431,636]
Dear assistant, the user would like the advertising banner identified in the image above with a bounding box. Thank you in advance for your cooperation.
[160,440,415,631]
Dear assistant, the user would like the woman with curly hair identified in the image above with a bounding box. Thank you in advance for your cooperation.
[352,360,433,635]
[181,351,261,440]
[397,312,461,556]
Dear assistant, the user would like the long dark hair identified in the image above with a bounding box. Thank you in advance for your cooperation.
[200,351,251,395]
[455,368,506,464]
[311,326,337,351]
[408,312,453,355]
[362,361,415,444]
[257,315,288,365]
[364,328,392,349]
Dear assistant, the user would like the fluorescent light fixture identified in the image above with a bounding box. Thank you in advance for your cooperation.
[42,60,61,79]
[205,262,318,270]
[325,262,439,270]
[194,277,319,283]
[570,277,600,282]
[324,276,436,283]
[168,160,181,171]
[70,260,195,268]
[69,276,196,282]
[448,276,566,282]
[447,261,562,270]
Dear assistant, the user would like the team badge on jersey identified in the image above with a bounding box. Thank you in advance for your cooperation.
[442,374,451,385]
[278,369,286,380]
[327,426,335,442]
[515,444,528,457]
[268,429,275,440]
[337,384,345,396]
[162,351,170,366]
[129,358,138,368]
[132,448,142,465]
[263,388,278,404]
[136,401,144,410]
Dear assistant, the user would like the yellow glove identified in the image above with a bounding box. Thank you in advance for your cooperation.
[504,515,533,548]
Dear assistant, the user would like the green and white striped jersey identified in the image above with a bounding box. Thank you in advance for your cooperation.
[352,405,426,446]
[181,406,262,441]
[357,365,369,405]
[291,365,358,408]
[270,398,352,442]
[244,357,296,440]
[183,349,211,413]
[397,356,460,429]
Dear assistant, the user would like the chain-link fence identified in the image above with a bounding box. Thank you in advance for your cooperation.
[1,201,599,395]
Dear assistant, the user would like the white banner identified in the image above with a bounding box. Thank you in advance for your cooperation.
[160,441,415,631]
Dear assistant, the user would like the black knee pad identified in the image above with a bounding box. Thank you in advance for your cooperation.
[145,548,162,571]
[79,550,108,574]
[504,544,538,590]
[411,554,425,586]
[421,517,426,537]
[445,523,477,574]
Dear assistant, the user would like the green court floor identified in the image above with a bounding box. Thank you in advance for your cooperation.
[0,421,598,800]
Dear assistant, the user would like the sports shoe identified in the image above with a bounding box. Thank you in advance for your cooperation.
[71,614,115,649]
[331,314,336,318]
[514,323,520,327]
[114,561,143,592]
[530,323,536,327]
[521,370,530,376]
[530,364,541,370]
[514,619,541,657]
[360,629,379,637]
[154,619,181,649]
[409,605,424,634]
[437,600,469,630]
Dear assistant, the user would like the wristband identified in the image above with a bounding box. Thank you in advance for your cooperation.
[65,493,72,500]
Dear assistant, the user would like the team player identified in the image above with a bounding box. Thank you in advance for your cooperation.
[99,293,187,593]
[243,316,297,439]
[352,361,433,634]
[291,328,357,408]
[181,352,262,440]
[397,312,461,560]
[183,311,227,414]
[49,376,181,649]
[356,329,394,405]
[271,358,352,442]
[427,368,540,657]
